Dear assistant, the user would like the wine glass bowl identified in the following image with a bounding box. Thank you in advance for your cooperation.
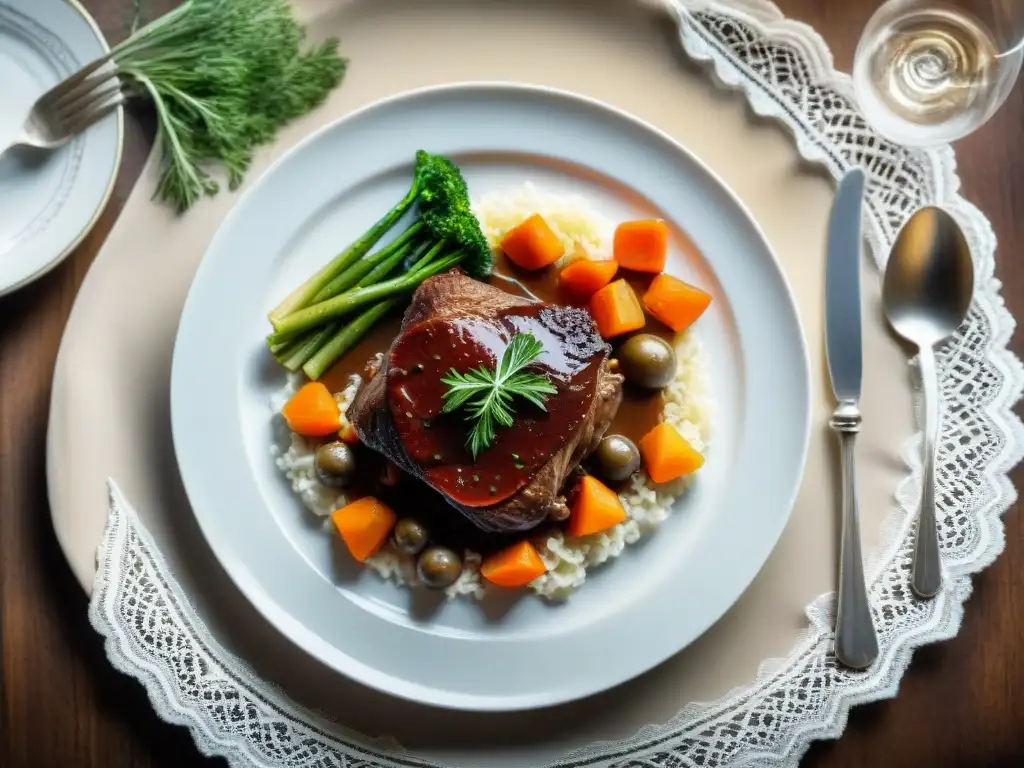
[853,0,1023,146]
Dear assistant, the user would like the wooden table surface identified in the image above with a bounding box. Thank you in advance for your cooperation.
[1,1,1021,766]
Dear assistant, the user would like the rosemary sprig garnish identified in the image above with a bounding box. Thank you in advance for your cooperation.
[441,332,558,459]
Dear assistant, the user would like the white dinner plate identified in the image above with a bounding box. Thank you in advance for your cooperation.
[171,83,811,711]
[0,0,122,296]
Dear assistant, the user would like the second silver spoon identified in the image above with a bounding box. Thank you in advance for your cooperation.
[882,207,974,599]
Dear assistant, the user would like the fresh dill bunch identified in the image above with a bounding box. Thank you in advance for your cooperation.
[111,0,347,212]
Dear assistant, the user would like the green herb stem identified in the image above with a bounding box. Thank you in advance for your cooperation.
[303,301,398,381]
[268,184,418,322]
[358,238,431,288]
[269,332,308,360]
[281,325,338,371]
[272,251,463,337]
[266,328,301,351]
[312,221,424,304]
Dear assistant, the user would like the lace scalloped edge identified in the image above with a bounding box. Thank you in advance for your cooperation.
[89,483,420,768]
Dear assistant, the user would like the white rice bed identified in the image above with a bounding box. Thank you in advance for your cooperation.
[272,184,714,601]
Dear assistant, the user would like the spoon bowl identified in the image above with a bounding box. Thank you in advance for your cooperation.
[882,205,974,599]
[883,206,974,347]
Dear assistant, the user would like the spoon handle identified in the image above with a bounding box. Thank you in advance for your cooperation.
[831,402,879,669]
[912,346,942,598]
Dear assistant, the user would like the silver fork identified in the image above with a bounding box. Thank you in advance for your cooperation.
[1,55,125,157]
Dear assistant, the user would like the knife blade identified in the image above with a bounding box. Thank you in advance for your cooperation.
[825,168,866,404]
[825,167,878,670]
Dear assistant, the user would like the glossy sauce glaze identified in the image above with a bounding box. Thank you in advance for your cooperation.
[386,305,606,505]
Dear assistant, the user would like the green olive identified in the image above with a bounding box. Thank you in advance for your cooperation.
[417,546,462,589]
[591,435,641,483]
[314,441,356,488]
[392,518,429,556]
[617,334,676,390]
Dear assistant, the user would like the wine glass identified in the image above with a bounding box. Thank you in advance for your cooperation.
[853,0,1024,146]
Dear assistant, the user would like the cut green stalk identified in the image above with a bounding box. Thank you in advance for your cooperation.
[273,273,412,336]
[268,239,434,347]
[267,240,439,353]
[357,238,439,289]
[304,301,398,381]
[410,244,462,276]
[267,328,302,351]
[282,325,338,371]
[268,335,299,356]
[400,239,451,277]
[270,332,309,361]
[277,240,444,369]
[268,184,418,323]
[272,252,463,338]
[312,222,424,303]
[399,238,438,272]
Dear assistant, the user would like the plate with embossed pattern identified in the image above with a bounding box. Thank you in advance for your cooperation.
[0,0,122,296]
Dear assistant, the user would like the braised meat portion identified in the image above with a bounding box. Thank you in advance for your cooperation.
[348,271,623,533]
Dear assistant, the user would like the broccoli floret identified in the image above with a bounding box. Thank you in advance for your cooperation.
[414,151,492,278]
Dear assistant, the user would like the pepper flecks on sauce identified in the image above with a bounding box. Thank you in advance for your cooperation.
[385,305,607,507]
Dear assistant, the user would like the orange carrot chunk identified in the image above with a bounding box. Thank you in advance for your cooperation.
[567,476,627,538]
[560,256,619,297]
[643,274,712,333]
[501,214,565,270]
[332,497,397,562]
[589,279,646,339]
[614,219,669,273]
[282,381,341,437]
[639,423,704,483]
[480,540,547,588]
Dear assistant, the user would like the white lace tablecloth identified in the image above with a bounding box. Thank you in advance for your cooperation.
[85,1,1023,765]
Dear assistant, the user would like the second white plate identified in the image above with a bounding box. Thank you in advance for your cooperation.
[0,0,122,295]
[170,83,811,711]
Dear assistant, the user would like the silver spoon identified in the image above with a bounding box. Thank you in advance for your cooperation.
[882,206,974,599]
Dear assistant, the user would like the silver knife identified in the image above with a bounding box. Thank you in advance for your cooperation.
[825,168,878,670]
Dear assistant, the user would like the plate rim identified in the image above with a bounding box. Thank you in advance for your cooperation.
[170,81,813,711]
[0,0,124,298]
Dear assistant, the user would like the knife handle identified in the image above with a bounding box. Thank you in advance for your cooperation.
[830,401,879,670]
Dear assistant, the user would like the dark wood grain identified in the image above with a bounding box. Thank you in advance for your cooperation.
[1,2,1021,766]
